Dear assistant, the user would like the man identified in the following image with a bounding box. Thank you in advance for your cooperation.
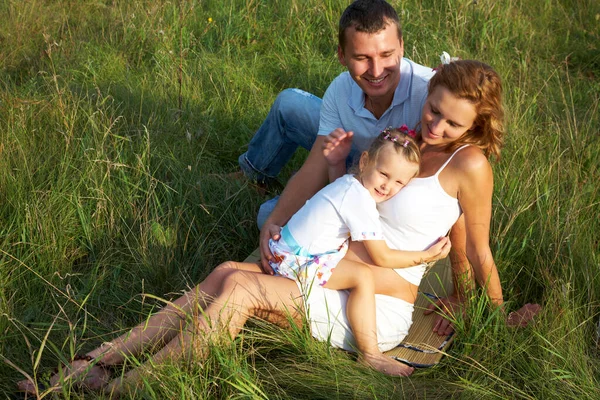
[240,0,440,260]
[240,2,431,220]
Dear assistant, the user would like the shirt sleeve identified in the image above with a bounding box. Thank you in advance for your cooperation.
[338,178,384,241]
[318,76,343,136]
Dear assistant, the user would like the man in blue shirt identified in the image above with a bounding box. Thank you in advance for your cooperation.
[240,0,433,231]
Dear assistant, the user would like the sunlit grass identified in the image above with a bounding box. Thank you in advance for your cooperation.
[0,0,599,398]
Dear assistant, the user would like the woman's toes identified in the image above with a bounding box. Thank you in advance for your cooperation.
[17,379,36,393]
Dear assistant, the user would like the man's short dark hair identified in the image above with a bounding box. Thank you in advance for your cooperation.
[338,0,402,52]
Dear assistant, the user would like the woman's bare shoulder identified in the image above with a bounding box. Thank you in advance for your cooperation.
[450,145,491,174]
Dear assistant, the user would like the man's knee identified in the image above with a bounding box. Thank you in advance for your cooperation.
[275,88,320,134]
[276,88,316,108]
[257,196,279,229]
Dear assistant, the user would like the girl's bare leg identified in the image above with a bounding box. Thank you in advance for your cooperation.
[17,261,267,394]
[323,260,414,377]
[104,263,303,396]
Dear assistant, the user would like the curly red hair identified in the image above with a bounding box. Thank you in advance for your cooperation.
[428,60,505,159]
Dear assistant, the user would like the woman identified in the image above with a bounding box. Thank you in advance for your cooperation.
[17,60,538,396]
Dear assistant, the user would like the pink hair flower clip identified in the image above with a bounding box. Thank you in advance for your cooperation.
[398,124,417,138]
[382,132,398,142]
[380,126,399,142]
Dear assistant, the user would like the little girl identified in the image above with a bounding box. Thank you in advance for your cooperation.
[268,127,450,376]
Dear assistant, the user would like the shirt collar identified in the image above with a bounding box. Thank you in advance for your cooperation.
[393,58,412,107]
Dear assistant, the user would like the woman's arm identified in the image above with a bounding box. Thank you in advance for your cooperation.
[426,150,541,333]
[456,152,503,306]
[362,237,451,268]
[447,216,476,300]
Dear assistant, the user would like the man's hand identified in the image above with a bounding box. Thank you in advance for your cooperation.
[424,294,463,336]
[259,222,281,274]
[423,237,452,263]
[323,128,353,167]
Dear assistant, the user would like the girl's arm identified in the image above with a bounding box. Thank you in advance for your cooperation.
[362,237,451,269]
[456,152,503,306]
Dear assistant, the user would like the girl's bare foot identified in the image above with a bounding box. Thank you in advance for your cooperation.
[16,356,112,394]
[361,353,415,377]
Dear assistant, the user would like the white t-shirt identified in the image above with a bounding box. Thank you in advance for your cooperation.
[285,174,384,255]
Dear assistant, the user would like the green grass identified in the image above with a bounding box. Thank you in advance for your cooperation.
[1,0,599,398]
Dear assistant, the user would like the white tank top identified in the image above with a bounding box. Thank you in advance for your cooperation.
[377,145,469,285]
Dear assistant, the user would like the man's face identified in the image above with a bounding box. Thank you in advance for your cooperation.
[337,22,403,103]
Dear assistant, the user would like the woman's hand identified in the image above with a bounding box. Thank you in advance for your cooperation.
[424,294,463,336]
[424,297,542,336]
[323,128,353,167]
[423,236,452,263]
[259,222,281,274]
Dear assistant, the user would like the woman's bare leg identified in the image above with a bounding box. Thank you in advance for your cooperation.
[323,260,414,376]
[17,261,267,394]
[104,264,303,396]
[86,261,266,364]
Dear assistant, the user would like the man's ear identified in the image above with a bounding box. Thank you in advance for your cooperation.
[398,37,404,59]
[337,45,347,66]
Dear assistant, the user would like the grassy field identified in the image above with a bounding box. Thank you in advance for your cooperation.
[0,0,599,398]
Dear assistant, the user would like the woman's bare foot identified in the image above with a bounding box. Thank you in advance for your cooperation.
[102,376,125,399]
[507,303,542,327]
[16,356,112,394]
[360,353,415,377]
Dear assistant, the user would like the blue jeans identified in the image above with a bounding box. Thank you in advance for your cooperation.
[238,88,322,183]
[257,196,279,229]
[243,89,366,228]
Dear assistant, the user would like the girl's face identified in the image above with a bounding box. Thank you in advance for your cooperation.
[421,86,478,146]
[359,144,419,203]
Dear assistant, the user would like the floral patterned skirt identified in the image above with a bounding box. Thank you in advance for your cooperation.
[268,235,348,287]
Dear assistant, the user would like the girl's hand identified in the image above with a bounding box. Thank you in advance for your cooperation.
[424,236,452,263]
[323,128,353,167]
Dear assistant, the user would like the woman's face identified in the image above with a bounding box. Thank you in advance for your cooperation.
[421,86,478,146]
